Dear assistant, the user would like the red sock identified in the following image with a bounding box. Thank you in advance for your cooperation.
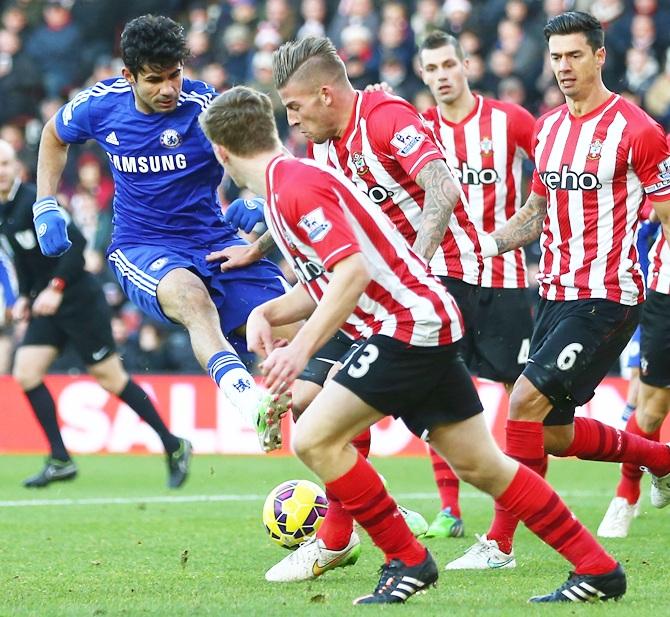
[498,464,617,575]
[326,454,426,566]
[316,488,354,550]
[487,420,547,554]
[429,447,461,516]
[616,413,661,505]
[351,428,371,458]
[562,417,670,476]
[317,429,372,549]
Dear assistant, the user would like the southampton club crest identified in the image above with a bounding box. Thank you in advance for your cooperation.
[352,152,369,176]
[160,129,182,148]
[480,137,493,156]
[588,139,603,160]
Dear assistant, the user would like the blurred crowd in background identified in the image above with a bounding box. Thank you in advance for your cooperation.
[0,0,667,375]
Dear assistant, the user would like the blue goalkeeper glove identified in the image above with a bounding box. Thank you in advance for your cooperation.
[224,197,266,233]
[33,196,72,257]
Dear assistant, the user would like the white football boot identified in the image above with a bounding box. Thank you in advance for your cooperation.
[265,531,361,582]
[650,469,670,508]
[597,497,641,538]
[445,534,516,570]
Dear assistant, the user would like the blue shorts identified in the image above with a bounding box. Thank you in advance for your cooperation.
[108,239,287,354]
[626,326,641,368]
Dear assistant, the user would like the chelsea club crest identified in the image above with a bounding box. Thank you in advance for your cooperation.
[160,129,182,148]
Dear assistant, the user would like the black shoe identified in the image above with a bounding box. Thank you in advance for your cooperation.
[167,438,192,488]
[353,550,438,605]
[23,458,78,488]
[529,563,626,603]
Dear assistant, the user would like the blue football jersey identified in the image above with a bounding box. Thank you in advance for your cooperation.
[55,77,236,248]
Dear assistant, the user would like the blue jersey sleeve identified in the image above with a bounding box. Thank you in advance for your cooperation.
[55,86,97,144]
[0,250,17,308]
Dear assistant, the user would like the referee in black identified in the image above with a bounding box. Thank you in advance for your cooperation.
[0,140,192,488]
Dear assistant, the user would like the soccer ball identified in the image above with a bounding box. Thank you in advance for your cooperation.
[263,479,328,549]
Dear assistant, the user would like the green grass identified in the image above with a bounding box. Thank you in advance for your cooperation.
[0,455,667,616]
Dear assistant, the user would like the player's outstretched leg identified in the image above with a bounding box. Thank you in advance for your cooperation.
[88,355,195,488]
[21,383,78,488]
[425,448,464,538]
[598,410,653,537]
[432,415,626,603]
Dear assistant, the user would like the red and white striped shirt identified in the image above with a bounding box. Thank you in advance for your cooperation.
[265,155,464,346]
[422,96,533,288]
[648,233,670,295]
[531,94,670,305]
[309,90,482,285]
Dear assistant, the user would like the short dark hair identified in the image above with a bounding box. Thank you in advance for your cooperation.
[120,15,190,77]
[272,37,347,90]
[418,31,465,62]
[199,86,280,156]
[543,11,605,52]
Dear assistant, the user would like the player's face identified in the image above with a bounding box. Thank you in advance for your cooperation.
[419,45,468,105]
[125,64,183,114]
[278,78,339,144]
[548,33,605,101]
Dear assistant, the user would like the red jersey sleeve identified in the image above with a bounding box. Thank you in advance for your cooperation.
[282,167,361,271]
[366,100,445,181]
[630,120,670,202]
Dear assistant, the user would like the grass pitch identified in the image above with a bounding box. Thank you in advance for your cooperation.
[1,454,667,616]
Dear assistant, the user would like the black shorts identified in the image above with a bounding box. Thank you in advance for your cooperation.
[21,274,116,366]
[333,334,483,438]
[640,290,670,388]
[438,276,480,364]
[522,298,640,426]
[469,288,534,383]
[298,331,357,386]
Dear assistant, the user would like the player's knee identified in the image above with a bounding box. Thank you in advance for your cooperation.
[13,364,41,391]
[93,371,127,395]
[160,277,216,325]
[637,397,670,433]
[292,427,337,469]
[508,377,549,422]
[451,459,498,493]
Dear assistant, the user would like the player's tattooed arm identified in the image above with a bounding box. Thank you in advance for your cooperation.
[413,160,462,261]
[206,230,277,271]
[492,192,547,254]
[256,230,276,256]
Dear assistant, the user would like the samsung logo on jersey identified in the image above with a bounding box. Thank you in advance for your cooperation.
[105,152,187,174]
[540,165,602,191]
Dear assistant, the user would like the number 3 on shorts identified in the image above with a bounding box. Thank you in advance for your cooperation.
[346,344,380,378]
[556,342,584,371]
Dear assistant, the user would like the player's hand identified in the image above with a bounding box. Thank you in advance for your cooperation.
[11,296,30,322]
[31,288,63,316]
[364,81,394,93]
[260,344,310,395]
[478,234,499,258]
[205,244,262,271]
[246,307,276,359]
[32,197,72,257]
[224,197,266,233]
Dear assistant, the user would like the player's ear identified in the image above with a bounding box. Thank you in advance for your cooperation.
[595,46,606,69]
[122,67,135,86]
[320,86,333,107]
[212,143,229,166]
